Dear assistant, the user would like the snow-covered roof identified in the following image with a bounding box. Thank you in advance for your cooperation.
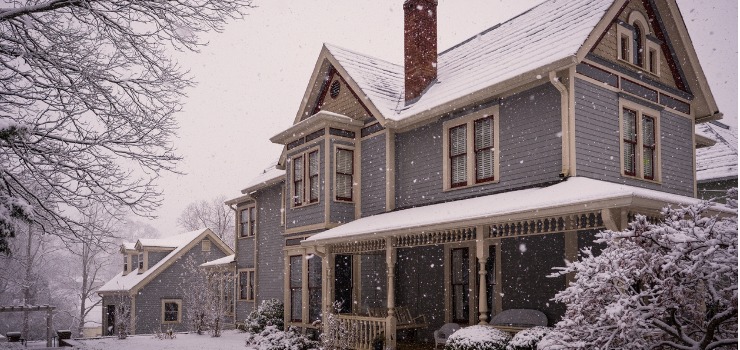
[98,229,210,293]
[201,254,235,268]
[121,242,136,251]
[136,237,179,249]
[327,0,613,122]
[696,122,738,182]
[303,177,723,245]
[240,160,284,194]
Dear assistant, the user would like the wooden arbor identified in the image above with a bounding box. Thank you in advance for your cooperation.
[0,305,56,347]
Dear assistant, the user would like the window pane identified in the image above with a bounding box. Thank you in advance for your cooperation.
[309,151,319,175]
[240,271,248,299]
[291,289,302,321]
[642,116,655,146]
[451,155,467,186]
[249,208,256,236]
[290,256,302,288]
[336,174,352,200]
[643,147,654,179]
[624,142,636,174]
[474,118,493,150]
[310,176,319,202]
[249,271,255,300]
[336,149,353,175]
[633,24,643,66]
[164,302,178,321]
[450,125,466,156]
[293,156,303,180]
[623,109,636,142]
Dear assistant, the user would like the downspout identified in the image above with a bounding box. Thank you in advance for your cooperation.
[550,71,571,178]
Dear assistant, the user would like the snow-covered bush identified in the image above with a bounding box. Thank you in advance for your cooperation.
[245,298,285,333]
[318,301,359,350]
[244,326,319,350]
[445,325,511,350]
[506,327,550,350]
[541,194,737,350]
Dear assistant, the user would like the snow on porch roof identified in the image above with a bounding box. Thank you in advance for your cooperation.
[326,0,613,122]
[696,122,738,182]
[303,177,716,245]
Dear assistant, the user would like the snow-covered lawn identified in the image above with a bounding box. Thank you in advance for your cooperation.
[77,330,247,350]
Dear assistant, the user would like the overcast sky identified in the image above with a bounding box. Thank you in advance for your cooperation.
[150,0,738,236]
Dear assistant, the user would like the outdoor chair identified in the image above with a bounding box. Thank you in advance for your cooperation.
[433,323,460,349]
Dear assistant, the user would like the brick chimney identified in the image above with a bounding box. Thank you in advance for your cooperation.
[404,0,437,103]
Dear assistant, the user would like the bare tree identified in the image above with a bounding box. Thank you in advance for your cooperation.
[0,0,253,253]
[177,195,234,248]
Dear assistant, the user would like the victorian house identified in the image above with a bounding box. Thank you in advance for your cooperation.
[226,0,722,348]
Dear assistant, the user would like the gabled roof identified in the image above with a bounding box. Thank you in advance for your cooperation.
[303,177,730,246]
[288,0,720,132]
[696,122,738,183]
[98,228,233,294]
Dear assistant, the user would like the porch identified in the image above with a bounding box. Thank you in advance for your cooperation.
[299,178,700,349]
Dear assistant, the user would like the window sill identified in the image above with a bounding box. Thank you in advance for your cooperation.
[621,173,662,185]
[333,198,354,204]
[443,179,500,193]
[161,321,180,324]
[238,235,255,240]
[291,201,321,210]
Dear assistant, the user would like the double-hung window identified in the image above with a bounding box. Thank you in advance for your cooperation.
[290,148,321,207]
[293,155,304,206]
[239,206,256,237]
[620,100,659,181]
[308,151,320,203]
[335,148,354,201]
[443,105,500,190]
[161,299,182,323]
[239,269,255,301]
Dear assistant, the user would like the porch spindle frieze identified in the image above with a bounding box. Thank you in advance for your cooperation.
[489,211,605,238]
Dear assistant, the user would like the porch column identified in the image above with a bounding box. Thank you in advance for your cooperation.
[46,307,53,347]
[319,246,334,327]
[385,237,397,350]
[476,235,490,324]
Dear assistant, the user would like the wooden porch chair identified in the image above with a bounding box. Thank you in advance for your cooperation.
[366,306,427,330]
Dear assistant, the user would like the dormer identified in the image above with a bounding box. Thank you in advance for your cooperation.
[120,242,137,275]
[134,239,177,274]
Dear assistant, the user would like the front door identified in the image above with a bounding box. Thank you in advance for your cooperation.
[106,305,116,336]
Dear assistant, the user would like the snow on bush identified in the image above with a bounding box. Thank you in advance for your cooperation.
[540,193,737,350]
[245,299,285,333]
[506,327,550,350]
[244,326,319,350]
[445,325,511,350]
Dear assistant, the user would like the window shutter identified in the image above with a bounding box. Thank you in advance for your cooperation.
[450,125,466,157]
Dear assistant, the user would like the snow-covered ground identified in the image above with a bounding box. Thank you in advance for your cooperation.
[76,330,247,350]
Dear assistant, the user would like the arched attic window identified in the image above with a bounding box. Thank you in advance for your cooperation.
[618,11,659,75]
[633,23,644,67]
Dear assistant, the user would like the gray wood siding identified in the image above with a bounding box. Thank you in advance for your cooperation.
[574,78,694,196]
[501,233,566,326]
[147,251,170,268]
[330,139,356,224]
[135,239,228,334]
[361,133,387,217]
[254,184,285,302]
[236,237,255,268]
[286,142,325,229]
[395,245,444,342]
[395,83,562,208]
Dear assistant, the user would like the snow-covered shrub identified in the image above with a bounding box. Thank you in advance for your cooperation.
[318,301,359,350]
[445,325,511,350]
[244,326,319,350]
[541,193,738,350]
[505,327,550,350]
[245,298,285,333]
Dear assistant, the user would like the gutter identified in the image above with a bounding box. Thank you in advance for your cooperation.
[696,111,723,124]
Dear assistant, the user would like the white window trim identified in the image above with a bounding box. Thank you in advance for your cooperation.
[442,105,500,191]
[201,239,211,252]
[333,144,356,203]
[443,242,477,325]
[161,299,182,324]
[646,39,661,76]
[137,252,146,273]
[618,98,662,183]
[289,146,322,209]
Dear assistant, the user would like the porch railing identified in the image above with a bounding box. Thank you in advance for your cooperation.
[331,314,387,350]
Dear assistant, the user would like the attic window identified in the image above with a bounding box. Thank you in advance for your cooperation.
[329,80,341,99]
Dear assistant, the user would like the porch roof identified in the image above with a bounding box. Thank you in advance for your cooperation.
[302,177,716,246]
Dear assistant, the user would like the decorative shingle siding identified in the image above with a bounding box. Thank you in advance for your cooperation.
[254,184,285,302]
[135,239,227,334]
[574,78,694,196]
[360,133,387,217]
[501,233,566,326]
[314,77,370,120]
[395,83,562,208]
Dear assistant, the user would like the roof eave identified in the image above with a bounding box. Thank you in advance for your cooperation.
[240,176,284,195]
[270,111,364,145]
[389,55,578,132]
